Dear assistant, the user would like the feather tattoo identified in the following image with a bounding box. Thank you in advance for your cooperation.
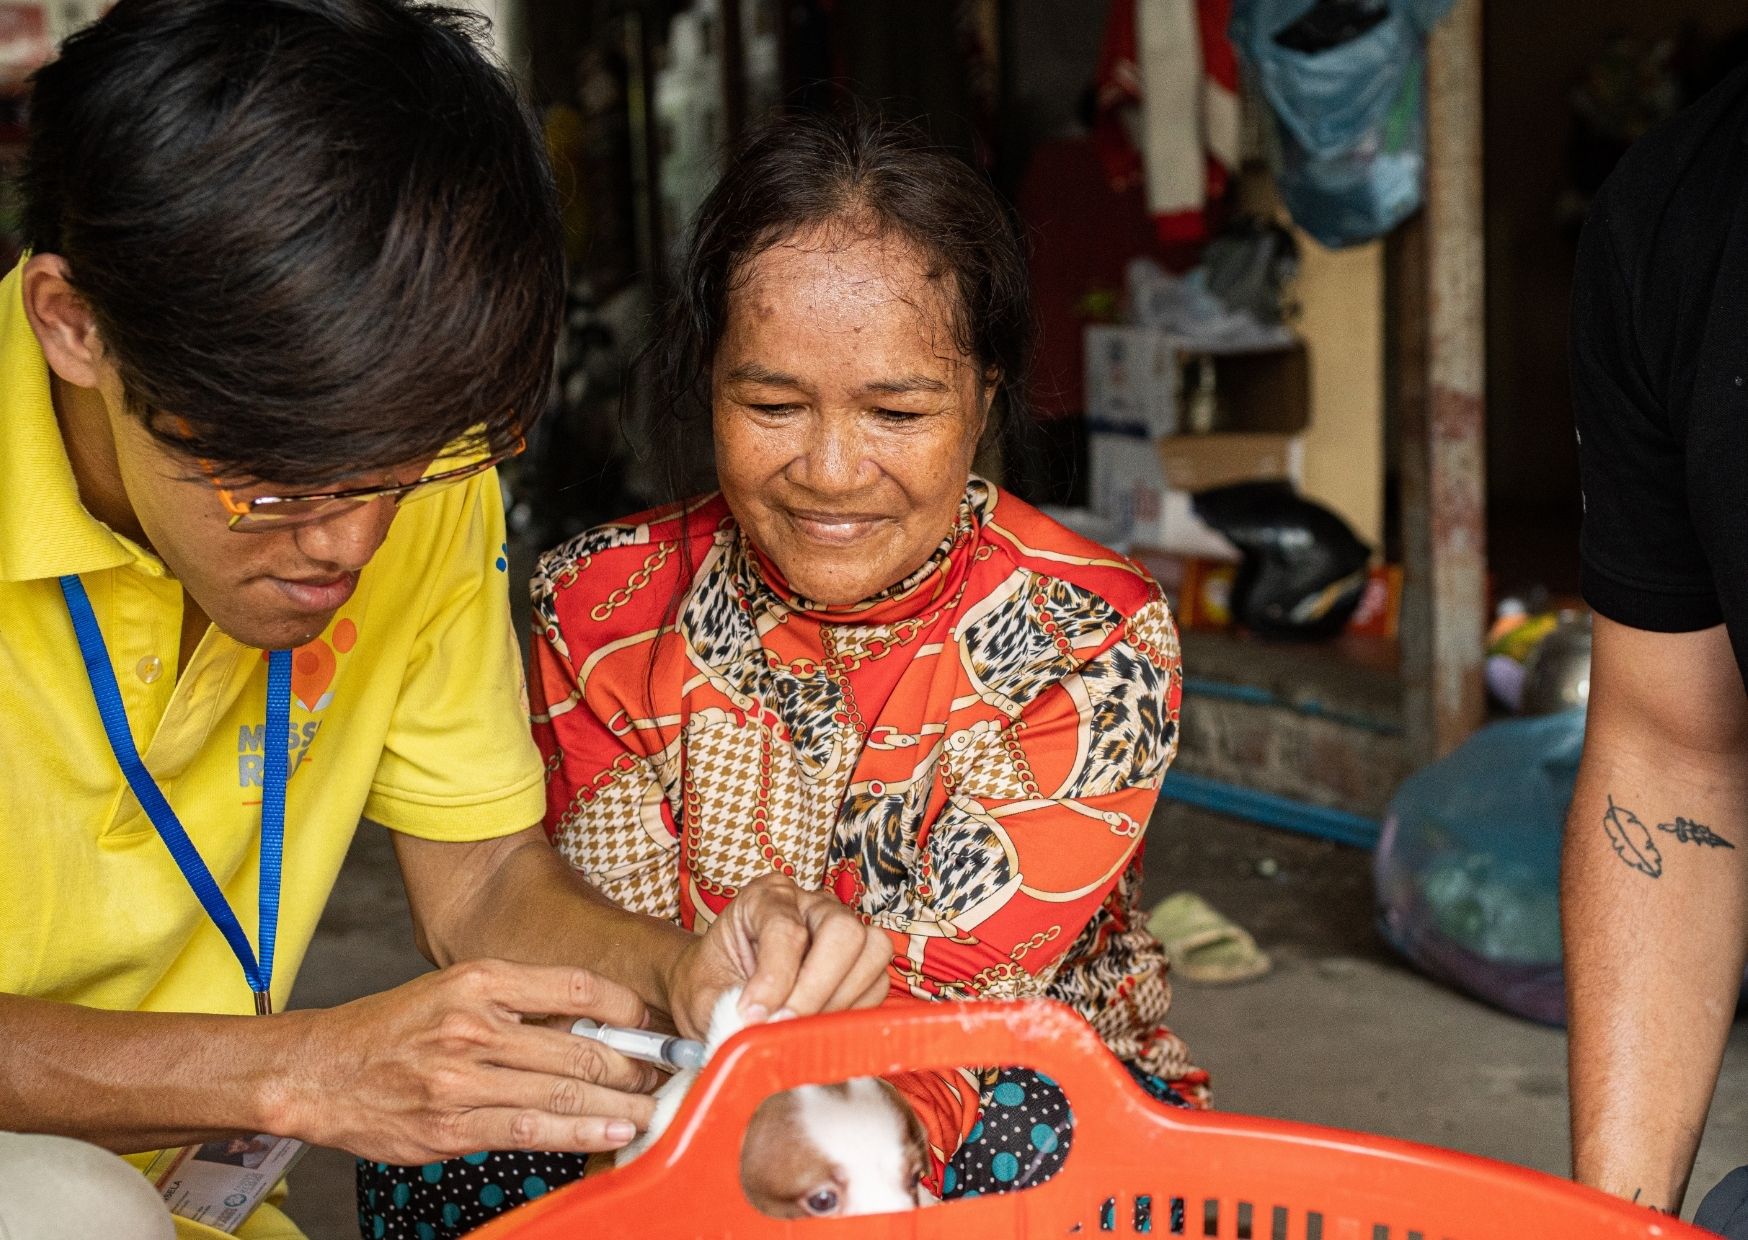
[1657,816,1736,850]
[1603,796,1663,878]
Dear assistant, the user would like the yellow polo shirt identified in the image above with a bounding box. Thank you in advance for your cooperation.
[0,264,547,1238]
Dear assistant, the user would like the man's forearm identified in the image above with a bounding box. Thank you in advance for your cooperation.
[1565,752,1748,1211]
[398,827,693,1021]
[395,825,891,1045]
[0,992,308,1153]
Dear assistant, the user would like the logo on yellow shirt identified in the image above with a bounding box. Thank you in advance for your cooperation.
[237,617,358,788]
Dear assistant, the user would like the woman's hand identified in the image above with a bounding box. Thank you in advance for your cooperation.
[664,874,892,1040]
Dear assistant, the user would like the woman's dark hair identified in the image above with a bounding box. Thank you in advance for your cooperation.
[24,0,563,485]
[649,107,1034,498]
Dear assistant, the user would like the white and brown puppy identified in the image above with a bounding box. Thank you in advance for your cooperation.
[617,990,936,1219]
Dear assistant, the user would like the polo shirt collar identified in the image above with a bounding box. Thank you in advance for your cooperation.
[0,261,150,583]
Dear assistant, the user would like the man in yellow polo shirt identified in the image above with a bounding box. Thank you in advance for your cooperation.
[0,2,889,1238]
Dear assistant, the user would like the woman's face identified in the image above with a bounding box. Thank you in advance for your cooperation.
[712,222,990,606]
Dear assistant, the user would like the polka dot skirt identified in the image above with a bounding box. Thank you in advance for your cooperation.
[355,1150,586,1239]
[942,1064,1189,1201]
[355,1066,1191,1238]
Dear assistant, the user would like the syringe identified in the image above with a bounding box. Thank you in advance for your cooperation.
[569,1019,707,1071]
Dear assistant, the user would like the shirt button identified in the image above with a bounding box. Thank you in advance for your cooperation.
[136,655,164,684]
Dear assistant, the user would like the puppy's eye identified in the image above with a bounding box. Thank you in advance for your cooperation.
[802,1188,840,1216]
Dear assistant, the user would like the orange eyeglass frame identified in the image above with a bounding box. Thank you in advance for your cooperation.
[203,437,525,532]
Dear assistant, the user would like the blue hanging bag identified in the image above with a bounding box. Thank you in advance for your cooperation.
[1231,0,1454,247]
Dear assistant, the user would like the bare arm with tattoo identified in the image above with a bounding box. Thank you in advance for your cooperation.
[1564,616,1748,1213]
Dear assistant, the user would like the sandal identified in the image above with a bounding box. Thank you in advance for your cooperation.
[1147,891,1273,985]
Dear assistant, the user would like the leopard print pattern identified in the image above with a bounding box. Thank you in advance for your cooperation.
[676,539,760,680]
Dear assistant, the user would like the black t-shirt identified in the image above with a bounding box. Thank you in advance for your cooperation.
[1574,61,1748,686]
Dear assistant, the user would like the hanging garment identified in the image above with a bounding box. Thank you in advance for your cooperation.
[1095,0,1242,245]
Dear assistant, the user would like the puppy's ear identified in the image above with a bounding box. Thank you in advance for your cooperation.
[740,1091,823,1219]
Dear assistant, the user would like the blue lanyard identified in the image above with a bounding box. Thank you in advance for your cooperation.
[58,575,291,1016]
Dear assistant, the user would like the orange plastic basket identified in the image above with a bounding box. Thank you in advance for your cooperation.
[472,999,1709,1239]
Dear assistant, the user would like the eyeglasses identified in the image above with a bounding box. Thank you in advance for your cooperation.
[209,438,524,532]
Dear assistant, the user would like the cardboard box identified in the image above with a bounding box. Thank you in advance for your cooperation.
[1204,343,1309,433]
[1087,428,1161,533]
[1156,433,1304,492]
[1085,326,1183,437]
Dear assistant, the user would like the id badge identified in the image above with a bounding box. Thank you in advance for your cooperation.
[145,1135,309,1233]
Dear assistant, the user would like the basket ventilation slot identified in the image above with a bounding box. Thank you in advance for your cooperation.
[1080,1195,1443,1238]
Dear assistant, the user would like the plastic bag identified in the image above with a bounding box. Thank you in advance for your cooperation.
[1126,258,1297,351]
[1230,0,1454,247]
[1373,710,1583,1025]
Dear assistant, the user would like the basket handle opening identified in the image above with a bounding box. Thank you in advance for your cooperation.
[600,999,1200,1224]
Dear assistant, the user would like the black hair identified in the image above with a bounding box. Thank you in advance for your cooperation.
[647,106,1035,500]
[24,0,563,485]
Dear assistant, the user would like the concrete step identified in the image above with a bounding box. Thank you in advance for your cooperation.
[1171,631,1409,832]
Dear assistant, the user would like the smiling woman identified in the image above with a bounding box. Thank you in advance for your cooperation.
[711,222,989,607]
[358,111,1205,1239]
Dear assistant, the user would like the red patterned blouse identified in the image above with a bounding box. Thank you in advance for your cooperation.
[528,478,1206,1184]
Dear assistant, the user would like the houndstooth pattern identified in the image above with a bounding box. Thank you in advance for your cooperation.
[944,717,1037,804]
[551,762,677,919]
[1127,586,1182,664]
[680,712,840,894]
